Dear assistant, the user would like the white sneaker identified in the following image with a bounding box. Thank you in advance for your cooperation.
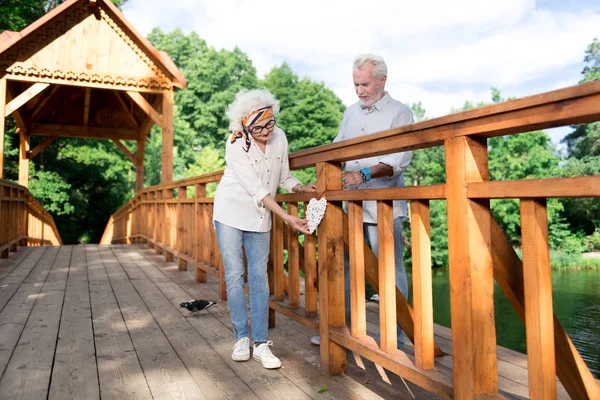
[253,341,282,369]
[232,337,250,361]
[311,335,320,346]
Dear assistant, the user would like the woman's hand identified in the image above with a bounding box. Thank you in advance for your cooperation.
[303,183,317,192]
[286,215,310,234]
[292,183,317,193]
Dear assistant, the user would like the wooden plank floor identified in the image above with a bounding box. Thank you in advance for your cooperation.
[0,245,430,400]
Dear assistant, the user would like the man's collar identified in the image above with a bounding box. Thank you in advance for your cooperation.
[361,91,390,111]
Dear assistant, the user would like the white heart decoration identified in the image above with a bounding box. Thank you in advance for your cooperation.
[306,197,327,234]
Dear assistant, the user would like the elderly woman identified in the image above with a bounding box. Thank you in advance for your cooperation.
[213,89,316,369]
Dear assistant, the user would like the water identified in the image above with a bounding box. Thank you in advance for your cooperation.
[407,268,600,378]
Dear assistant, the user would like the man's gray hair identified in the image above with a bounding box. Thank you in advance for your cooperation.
[226,89,281,132]
[353,54,388,79]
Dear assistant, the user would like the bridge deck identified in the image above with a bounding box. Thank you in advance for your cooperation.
[0,244,577,399]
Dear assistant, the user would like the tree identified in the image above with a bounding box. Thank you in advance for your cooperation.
[1,0,126,31]
[559,38,600,236]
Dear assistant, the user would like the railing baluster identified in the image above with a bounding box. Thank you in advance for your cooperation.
[287,202,300,308]
[377,200,397,353]
[348,200,366,339]
[273,214,285,301]
[410,199,434,370]
[303,206,317,315]
[520,198,557,400]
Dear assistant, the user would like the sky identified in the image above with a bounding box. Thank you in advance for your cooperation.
[122,0,600,148]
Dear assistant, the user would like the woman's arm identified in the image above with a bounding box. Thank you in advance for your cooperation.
[261,195,310,234]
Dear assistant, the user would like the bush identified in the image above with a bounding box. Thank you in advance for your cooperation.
[583,230,600,252]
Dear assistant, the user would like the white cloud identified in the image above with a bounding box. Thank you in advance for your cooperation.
[122,0,600,142]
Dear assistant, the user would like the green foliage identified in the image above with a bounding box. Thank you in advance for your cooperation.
[1,0,126,31]
[404,103,448,266]
[583,230,600,252]
[28,169,74,215]
[264,63,345,153]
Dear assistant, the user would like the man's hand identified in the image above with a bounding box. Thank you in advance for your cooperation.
[342,171,363,189]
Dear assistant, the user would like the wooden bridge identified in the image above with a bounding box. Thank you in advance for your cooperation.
[1,0,600,398]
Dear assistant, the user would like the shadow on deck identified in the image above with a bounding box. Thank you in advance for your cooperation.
[0,244,437,400]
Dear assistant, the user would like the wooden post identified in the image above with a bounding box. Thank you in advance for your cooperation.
[520,199,557,400]
[410,200,434,370]
[377,200,397,353]
[348,201,366,338]
[136,139,145,192]
[273,214,285,301]
[0,78,6,179]
[161,90,173,184]
[491,219,600,400]
[178,185,187,271]
[445,136,498,398]
[304,214,317,316]
[287,202,300,308]
[164,189,173,262]
[194,184,207,283]
[316,161,346,375]
[18,131,30,187]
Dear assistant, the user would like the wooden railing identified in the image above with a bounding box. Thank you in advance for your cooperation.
[0,179,62,257]
[102,80,600,400]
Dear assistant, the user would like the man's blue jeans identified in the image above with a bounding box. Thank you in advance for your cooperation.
[344,217,408,348]
[215,221,270,343]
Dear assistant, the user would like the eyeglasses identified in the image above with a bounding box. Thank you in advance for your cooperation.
[248,119,276,135]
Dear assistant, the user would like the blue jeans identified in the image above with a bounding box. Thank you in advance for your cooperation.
[344,218,408,348]
[215,221,271,343]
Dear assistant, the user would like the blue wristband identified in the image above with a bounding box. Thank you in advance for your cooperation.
[359,168,371,182]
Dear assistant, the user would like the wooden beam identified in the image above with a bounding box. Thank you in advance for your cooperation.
[83,88,91,127]
[6,74,167,94]
[5,83,50,117]
[0,78,6,178]
[445,136,498,398]
[378,200,397,353]
[5,86,28,134]
[287,203,300,308]
[289,82,600,170]
[113,92,139,129]
[468,176,600,199]
[342,213,444,358]
[136,139,145,192]
[30,124,138,140]
[127,91,164,129]
[410,200,435,370]
[316,161,346,375]
[161,91,173,183]
[520,199,557,400]
[28,85,60,122]
[18,132,30,187]
[330,327,454,399]
[28,136,57,159]
[348,201,366,338]
[491,220,600,399]
[111,139,136,164]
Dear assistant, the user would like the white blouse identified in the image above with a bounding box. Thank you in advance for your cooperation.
[213,127,301,232]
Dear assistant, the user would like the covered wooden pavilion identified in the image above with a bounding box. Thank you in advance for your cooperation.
[0,0,186,191]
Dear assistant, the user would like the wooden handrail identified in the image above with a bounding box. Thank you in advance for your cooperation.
[0,179,62,257]
[102,80,600,399]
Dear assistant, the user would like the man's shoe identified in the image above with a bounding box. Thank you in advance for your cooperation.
[310,335,320,346]
[232,337,250,361]
[253,341,282,369]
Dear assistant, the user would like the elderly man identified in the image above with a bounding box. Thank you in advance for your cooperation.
[312,54,413,349]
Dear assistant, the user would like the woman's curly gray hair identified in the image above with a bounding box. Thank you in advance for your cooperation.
[226,89,281,132]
